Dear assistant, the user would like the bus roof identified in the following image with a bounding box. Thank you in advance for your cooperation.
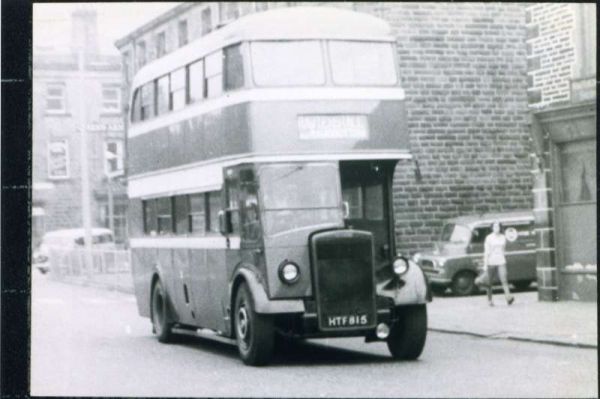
[132,6,394,90]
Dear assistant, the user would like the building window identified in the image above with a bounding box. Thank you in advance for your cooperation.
[219,3,240,24]
[178,20,188,47]
[170,68,186,110]
[188,59,205,103]
[47,140,70,179]
[103,140,124,177]
[224,44,244,91]
[156,75,170,115]
[136,40,146,68]
[201,7,212,35]
[156,31,166,58]
[559,140,596,204]
[46,83,66,113]
[205,51,223,98]
[101,85,121,113]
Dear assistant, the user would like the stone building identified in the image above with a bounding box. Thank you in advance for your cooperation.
[32,9,127,246]
[115,2,533,257]
[526,3,596,301]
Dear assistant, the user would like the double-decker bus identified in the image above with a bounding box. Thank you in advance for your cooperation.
[127,6,431,366]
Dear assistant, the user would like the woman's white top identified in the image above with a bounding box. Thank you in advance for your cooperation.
[485,233,507,266]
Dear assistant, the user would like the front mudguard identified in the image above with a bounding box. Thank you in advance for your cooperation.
[377,260,431,305]
[231,266,305,315]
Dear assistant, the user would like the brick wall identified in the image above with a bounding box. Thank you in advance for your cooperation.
[351,2,533,254]
[526,3,575,107]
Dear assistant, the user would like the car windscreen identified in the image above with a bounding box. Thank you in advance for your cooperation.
[440,223,472,244]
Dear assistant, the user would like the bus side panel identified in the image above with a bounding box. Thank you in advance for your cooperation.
[128,104,251,176]
[131,247,158,318]
[171,248,195,325]
[188,248,212,328]
[203,248,235,333]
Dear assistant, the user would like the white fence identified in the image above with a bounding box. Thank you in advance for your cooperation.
[48,248,131,277]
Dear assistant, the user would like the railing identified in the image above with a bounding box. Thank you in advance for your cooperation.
[48,248,131,278]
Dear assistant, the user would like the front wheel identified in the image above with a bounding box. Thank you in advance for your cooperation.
[451,271,477,296]
[234,283,274,366]
[151,280,174,343]
[387,305,427,360]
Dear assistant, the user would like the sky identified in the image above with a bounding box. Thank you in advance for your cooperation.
[33,2,182,55]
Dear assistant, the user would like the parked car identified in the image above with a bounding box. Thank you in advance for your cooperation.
[414,211,536,296]
[32,228,116,274]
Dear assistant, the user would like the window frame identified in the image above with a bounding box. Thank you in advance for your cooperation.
[188,58,205,104]
[47,139,70,180]
[103,139,124,177]
[178,19,189,48]
[45,82,67,114]
[155,31,167,58]
[101,85,121,114]
[205,50,224,98]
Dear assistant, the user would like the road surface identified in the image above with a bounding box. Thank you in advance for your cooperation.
[31,273,597,397]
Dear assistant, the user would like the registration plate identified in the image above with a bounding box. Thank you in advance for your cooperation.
[325,314,369,328]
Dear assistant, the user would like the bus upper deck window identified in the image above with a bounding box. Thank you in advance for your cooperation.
[140,83,155,120]
[250,41,325,86]
[205,51,223,98]
[131,89,142,122]
[188,59,204,103]
[170,68,186,111]
[156,75,170,115]
[224,44,244,91]
[329,41,397,86]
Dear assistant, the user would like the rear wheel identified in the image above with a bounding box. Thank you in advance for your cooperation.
[234,283,274,366]
[387,305,427,360]
[151,280,174,343]
[451,271,477,296]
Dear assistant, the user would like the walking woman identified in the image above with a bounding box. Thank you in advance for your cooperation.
[483,221,515,306]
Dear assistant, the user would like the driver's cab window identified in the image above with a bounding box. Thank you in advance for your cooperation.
[225,170,240,235]
[471,225,492,246]
[240,182,261,243]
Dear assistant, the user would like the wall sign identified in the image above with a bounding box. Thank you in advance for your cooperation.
[47,140,70,179]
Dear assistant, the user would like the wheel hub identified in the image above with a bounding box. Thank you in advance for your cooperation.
[237,306,249,340]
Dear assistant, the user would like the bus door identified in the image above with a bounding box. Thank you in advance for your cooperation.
[340,161,395,276]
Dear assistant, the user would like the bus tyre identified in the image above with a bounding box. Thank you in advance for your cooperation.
[234,283,274,366]
[451,271,477,296]
[151,280,174,343]
[387,305,427,360]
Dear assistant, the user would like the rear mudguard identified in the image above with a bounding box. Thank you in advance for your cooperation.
[230,266,305,314]
[377,260,431,305]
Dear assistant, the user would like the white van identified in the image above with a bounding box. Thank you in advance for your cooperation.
[32,228,116,273]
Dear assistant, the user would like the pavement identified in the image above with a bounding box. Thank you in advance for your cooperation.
[428,290,598,349]
[46,271,598,349]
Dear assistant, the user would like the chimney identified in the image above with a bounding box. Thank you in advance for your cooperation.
[71,7,99,55]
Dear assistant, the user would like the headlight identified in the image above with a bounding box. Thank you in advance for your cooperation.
[393,257,409,275]
[437,258,446,267]
[278,261,300,284]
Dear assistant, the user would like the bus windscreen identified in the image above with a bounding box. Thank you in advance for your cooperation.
[250,41,325,86]
[259,163,341,235]
[329,41,397,85]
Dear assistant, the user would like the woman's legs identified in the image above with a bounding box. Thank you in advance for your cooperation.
[486,266,498,305]
[498,264,514,304]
